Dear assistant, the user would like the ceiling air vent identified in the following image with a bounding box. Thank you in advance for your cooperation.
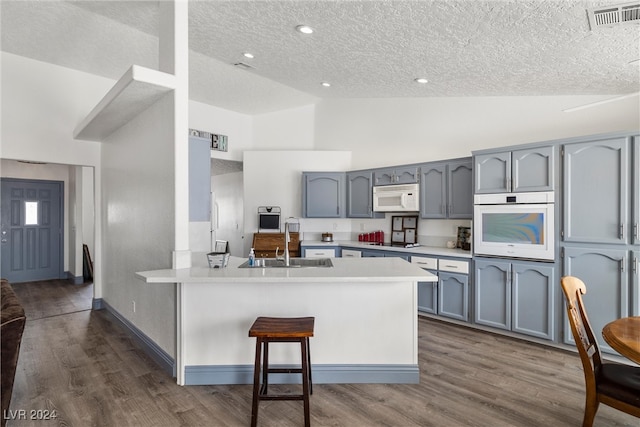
[587,2,640,29]
[233,62,254,71]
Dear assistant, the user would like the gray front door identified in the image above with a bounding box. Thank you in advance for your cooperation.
[1,178,63,283]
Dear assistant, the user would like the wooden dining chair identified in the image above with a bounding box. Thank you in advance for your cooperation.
[560,276,640,426]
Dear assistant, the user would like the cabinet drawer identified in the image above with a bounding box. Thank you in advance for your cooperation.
[439,259,469,274]
[305,248,336,258]
[341,249,362,258]
[411,256,438,270]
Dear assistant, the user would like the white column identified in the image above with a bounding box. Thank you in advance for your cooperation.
[159,1,191,269]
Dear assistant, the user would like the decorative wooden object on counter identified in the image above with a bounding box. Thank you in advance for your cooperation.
[252,233,300,258]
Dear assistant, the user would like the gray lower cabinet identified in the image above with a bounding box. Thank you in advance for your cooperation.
[417,275,438,314]
[420,158,472,219]
[474,258,555,341]
[346,170,383,218]
[439,272,469,322]
[562,247,630,354]
[415,255,470,322]
[302,172,345,218]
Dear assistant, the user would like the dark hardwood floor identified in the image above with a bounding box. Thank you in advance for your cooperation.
[6,280,638,426]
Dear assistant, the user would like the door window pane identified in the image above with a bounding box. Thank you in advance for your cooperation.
[25,201,38,225]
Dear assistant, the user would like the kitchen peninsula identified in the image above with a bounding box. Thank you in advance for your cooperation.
[137,256,435,386]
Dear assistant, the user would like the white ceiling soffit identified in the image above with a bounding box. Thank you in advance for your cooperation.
[1,1,640,115]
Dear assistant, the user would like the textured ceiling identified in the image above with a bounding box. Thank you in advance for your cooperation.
[2,1,639,114]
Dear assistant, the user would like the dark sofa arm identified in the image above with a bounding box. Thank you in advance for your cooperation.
[1,279,26,427]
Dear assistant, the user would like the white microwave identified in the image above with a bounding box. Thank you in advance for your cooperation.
[373,183,420,212]
[473,191,555,261]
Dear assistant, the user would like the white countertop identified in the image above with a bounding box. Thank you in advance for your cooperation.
[137,255,437,284]
[301,240,472,259]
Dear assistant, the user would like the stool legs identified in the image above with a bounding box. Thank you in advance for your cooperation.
[250,337,312,427]
[251,338,263,427]
[301,339,310,427]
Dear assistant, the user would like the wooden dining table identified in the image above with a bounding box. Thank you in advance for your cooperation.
[602,316,640,364]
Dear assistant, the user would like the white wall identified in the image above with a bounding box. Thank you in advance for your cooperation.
[243,150,351,254]
[253,104,316,149]
[314,96,640,169]
[189,100,253,162]
[1,52,105,295]
[101,94,177,356]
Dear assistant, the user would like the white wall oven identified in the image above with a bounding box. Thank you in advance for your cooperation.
[473,191,555,261]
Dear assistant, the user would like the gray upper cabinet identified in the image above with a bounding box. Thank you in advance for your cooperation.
[420,159,472,219]
[474,146,555,194]
[420,163,447,218]
[302,172,345,218]
[474,151,510,193]
[563,137,629,244]
[189,136,211,222]
[346,170,383,218]
[447,160,473,218]
[474,258,555,341]
[374,166,419,186]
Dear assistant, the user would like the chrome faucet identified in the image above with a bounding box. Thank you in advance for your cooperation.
[284,221,291,266]
[274,222,291,266]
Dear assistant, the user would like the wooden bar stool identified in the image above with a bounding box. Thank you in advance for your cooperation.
[248,316,314,427]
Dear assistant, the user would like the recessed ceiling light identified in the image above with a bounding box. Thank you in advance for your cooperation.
[296,25,314,34]
[321,82,331,87]
[414,78,429,84]
[243,52,254,59]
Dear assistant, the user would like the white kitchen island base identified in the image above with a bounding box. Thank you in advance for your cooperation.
[137,256,436,386]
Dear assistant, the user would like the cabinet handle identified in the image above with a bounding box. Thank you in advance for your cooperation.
[621,257,626,273]
[633,257,638,275]
[634,223,638,240]
[442,264,458,269]
[448,205,453,216]
[620,224,624,239]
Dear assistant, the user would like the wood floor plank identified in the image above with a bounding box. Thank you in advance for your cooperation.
[5,279,639,426]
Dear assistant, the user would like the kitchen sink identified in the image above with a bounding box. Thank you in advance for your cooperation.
[238,258,333,268]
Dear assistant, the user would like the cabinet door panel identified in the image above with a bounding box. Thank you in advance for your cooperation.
[512,146,555,192]
[374,169,395,186]
[418,277,438,314]
[347,172,375,218]
[303,173,344,218]
[474,152,510,193]
[420,164,446,218]
[438,272,469,322]
[448,161,473,218]
[563,247,628,354]
[512,263,555,340]
[563,138,629,244]
[394,166,419,184]
[474,260,511,330]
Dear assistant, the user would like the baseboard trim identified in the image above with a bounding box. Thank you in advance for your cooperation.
[184,364,419,385]
[65,271,84,285]
[101,301,176,378]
